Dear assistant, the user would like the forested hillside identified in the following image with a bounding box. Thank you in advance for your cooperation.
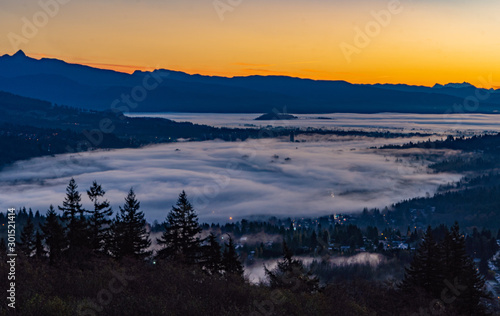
[1,179,498,315]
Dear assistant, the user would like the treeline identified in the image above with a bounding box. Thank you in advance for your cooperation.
[391,184,500,229]
[0,90,256,142]
[377,131,500,230]
[0,180,498,315]
[3,197,499,275]
[376,132,500,234]
[295,128,432,139]
[381,133,500,173]
[0,179,244,277]
[203,213,499,275]
[381,133,500,153]
[0,124,134,167]
[401,224,488,315]
[3,202,499,274]
[377,132,500,231]
[437,172,500,192]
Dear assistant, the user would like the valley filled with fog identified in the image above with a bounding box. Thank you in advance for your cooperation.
[0,112,473,222]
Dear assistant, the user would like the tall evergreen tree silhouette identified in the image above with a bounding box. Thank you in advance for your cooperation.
[34,231,46,260]
[18,217,35,257]
[59,178,85,220]
[310,230,318,251]
[111,188,151,259]
[265,241,319,293]
[87,181,113,253]
[58,178,89,256]
[221,235,244,277]
[401,223,487,315]
[401,226,442,297]
[447,223,486,314]
[157,191,202,263]
[201,233,223,275]
[41,205,66,264]
[0,238,6,258]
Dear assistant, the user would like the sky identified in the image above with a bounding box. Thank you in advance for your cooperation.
[1,0,500,87]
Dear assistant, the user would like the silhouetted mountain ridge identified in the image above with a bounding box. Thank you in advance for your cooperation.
[1,51,499,114]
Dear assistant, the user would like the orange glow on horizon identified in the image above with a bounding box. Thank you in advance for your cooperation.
[2,0,497,89]
[22,51,500,89]
[79,62,156,74]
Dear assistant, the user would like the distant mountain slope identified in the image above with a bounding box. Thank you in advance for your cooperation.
[1,51,499,114]
[0,90,275,167]
[0,90,252,142]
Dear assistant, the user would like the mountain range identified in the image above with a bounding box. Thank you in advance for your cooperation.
[1,50,499,114]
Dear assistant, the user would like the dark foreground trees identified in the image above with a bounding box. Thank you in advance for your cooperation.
[156,191,245,277]
[401,223,488,315]
[40,205,66,264]
[18,217,35,257]
[58,178,89,259]
[221,235,244,277]
[201,233,223,275]
[87,181,113,253]
[39,180,150,262]
[111,188,151,259]
[3,179,496,315]
[265,241,319,293]
[157,191,202,263]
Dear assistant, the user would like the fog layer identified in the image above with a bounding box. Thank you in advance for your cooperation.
[0,135,461,222]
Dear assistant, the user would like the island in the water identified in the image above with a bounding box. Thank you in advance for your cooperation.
[255,113,298,120]
[315,116,333,120]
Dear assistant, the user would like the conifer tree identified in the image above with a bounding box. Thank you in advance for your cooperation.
[447,223,469,279]
[310,230,318,251]
[34,231,46,260]
[0,238,6,258]
[201,233,223,275]
[221,235,244,277]
[401,226,442,297]
[111,188,151,259]
[401,223,488,314]
[58,178,89,254]
[18,217,36,257]
[87,181,113,252]
[447,223,486,314]
[440,225,454,276]
[59,178,85,220]
[156,191,202,263]
[265,241,319,293]
[41,205,67,264]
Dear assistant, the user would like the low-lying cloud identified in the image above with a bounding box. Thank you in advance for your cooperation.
[129,112,500,135]
[0,135,462,222]
[245,253,386,284]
